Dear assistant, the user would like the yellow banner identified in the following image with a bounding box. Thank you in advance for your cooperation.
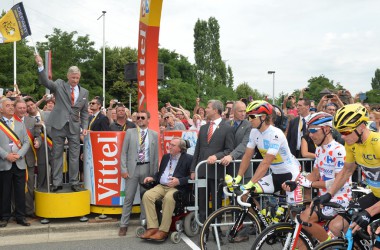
[139,0,163,27]
[0,2,32,43]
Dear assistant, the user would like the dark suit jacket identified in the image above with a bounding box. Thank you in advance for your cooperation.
[190,120,234,179]
[88,112,110,131]
[153,153,192,193]
[225,119,252,160]
[286,116,301,157]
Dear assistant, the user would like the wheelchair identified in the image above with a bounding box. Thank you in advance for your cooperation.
[135,182,199,243]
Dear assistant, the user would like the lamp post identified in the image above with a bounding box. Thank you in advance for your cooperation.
[268,71,275,104]
[97,11,106,107]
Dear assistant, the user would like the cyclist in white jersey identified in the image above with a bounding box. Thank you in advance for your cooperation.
[233,100,302,203]
[296,112,351,242]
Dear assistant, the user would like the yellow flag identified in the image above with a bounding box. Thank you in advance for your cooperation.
[0,2,32,43]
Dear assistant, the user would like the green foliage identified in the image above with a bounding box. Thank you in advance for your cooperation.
[193,17,229,98]
[371,69,380,90]
[0,39,38,95]
[158,79,197,110]
[365,89,380,103]
[235,82,264,101]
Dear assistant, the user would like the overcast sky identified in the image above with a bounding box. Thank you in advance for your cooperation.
[3,0,380,98]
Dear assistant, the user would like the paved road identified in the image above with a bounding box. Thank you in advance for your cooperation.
[5,235,196,250]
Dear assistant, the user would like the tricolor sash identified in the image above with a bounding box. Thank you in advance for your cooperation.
[0,119,22,149]
[14,115,37,162]
[40,132,53,149]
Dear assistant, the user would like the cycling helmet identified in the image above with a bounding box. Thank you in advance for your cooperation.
[307,112,333,127]
[366,121,378,132]
[246,100,273,115]
[333,103,369,132]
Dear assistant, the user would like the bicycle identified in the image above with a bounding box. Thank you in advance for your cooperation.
[199,185,289,250]
[311,201,372,250]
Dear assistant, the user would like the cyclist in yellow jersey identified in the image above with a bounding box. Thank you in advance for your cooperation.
[313,103,380,249]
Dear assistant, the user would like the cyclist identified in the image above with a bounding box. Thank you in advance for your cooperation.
[313,103,380,249]
[234,100,302,203]
[295,112,351,242]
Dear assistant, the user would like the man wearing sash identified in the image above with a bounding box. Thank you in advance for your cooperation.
[24,97,52,189]
[14,99,41,217]
[0,98,30,227]
[118,110,158,236]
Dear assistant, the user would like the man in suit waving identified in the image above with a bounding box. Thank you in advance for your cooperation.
[190,100,234,223]
[34,54,89,192]
[118,110,159,236]
[139,137,192,241]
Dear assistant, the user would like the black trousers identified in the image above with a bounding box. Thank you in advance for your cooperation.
[1,163,26,220]
[198,178,223,223]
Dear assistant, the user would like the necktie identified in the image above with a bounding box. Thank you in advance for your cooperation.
[139,130,146,162]
[207,121,214,143]
[88,115,95,130]
[71,87,75,106]
[302,118,307,135]
[233,121,239,129]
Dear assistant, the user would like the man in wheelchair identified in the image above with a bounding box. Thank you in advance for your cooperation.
[139,137,193,241]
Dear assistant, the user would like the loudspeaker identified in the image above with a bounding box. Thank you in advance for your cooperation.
[124,62,165,82]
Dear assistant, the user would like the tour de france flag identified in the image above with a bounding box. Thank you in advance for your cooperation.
[0,2,32,43]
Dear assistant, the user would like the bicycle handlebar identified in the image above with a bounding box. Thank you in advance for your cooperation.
[237,190,251,207]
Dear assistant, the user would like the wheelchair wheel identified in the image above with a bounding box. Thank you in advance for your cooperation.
[135,226,146,237]
[184,212,199,237]
[171,231,182,244]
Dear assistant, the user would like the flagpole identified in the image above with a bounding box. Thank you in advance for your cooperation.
[97,11,106,108]
[13,42,16,91]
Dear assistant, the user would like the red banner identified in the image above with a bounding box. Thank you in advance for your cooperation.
[84,131,126,206]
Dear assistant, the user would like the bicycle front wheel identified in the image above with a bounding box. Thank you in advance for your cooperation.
[313,238,363,250]
[251,222,315,250]
[199,205,262,250]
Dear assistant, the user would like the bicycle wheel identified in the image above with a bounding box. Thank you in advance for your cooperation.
[313,239,347,250]
[199,205,262,250]
[251,222,315,250]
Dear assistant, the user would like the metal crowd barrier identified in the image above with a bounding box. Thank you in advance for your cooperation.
[187,158,315,227]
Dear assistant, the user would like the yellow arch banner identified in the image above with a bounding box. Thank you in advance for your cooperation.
[137,0,163,134]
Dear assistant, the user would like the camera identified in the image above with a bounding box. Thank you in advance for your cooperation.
[304,88,309,91]
[46,94,52,100]
[288,95,294,100]
[326,94,334,99]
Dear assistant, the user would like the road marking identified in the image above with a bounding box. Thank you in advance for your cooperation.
[181,234,201,250]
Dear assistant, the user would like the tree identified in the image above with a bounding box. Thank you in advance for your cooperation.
[193,17,229,99]
[235,82,265,101]
[371,69,380,90]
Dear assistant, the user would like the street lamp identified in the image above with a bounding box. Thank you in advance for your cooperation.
[97,11,106,107]
[268,71,275,104]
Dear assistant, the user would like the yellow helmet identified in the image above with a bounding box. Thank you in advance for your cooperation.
[333,103,369,132]
[246,100,273,115]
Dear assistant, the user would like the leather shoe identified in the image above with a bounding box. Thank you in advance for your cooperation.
[0,220,8,228]
[118,227,128,236]
[51,185,63,192]
[233,235,249,243]
[149,230,168,241]
[140,228,158,239]
[71,185,82,192]
[16,218,31,226]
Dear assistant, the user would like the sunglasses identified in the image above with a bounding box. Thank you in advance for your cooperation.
[136,116,146,120]
[89,102,99,105]
[339,130,354,136]
[248,114,264,121]
[308,128,322,134]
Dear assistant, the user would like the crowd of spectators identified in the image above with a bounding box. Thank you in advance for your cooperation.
[1,81,379,235]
